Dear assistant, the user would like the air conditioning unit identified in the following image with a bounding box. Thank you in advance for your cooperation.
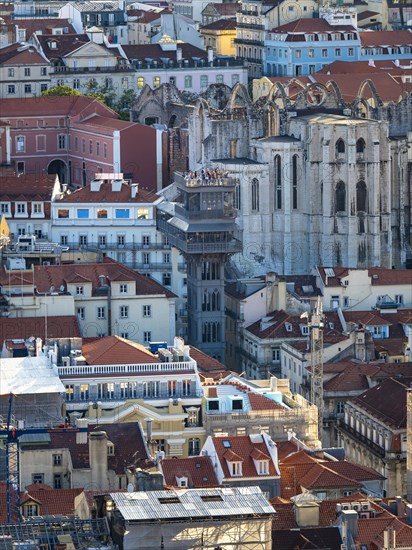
[341,504,350,511]
[172,348,185,362]
[361,502,370,511]
[360,512,370,519]
[158,348,173,363]
[351,502,361,511]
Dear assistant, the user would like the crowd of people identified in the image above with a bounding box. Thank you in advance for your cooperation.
[184,168,230,185]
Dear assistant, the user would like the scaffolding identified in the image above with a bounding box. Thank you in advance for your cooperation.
[0,517,113,550]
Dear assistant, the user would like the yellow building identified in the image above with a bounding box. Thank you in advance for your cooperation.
[200,18,237,56]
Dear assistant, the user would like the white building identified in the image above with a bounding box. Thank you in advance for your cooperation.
[0,259,177,345]
[50,175,187,337]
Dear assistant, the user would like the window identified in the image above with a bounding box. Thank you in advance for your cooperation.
[16,203,26,214]
[97,307,106,319]
[295,49,301,59]
[292,155,298,209]
[53,474,62,489]
[348,47,354,56]
[89,140,93,154]
[251,178,259,211]
[335,181,346,212]
[274,155,282,209]
[143,331,151,343]
[336,401,345,414]
[356,181,367,212]
[216,74,224,83]
[8,84,15,94]
[120,332,128,339]
[76,286,84,296]
[77,307,85,320]
[153,76,160,88]
[96,142,100,157]
[142,235,150,246]
[8,68,14,77]
[200,75,208,88]
[60,235,68,246]
[202,321,220,343]
[25,84,32,94]
[97,209,107,219]
[308,48,314,58]
[137,208,149,219]
[120,305,129,318]
[65,385,74,401]
[143,305,151,317]
[232,74,239,85]
[188,438,200,456]
[322,49,328,58]
[23,504,38,518]
[58,209,69,219]
[103,143,108,158]
[41,82,48,91]
[98,235,106,246]
[53,454,62,466]
[162,273,171,286]
[120,284,127,294]
[77,209,89,219]
[356,138,365,153]
[230,462,242,476]
[272,348,280,362]
[58,134,67,150]
[0,203,9,214]
[395,294,403,305]
[16,136,25,152]
[335,48,341,57]
[143,252,150,265]
[82,139,86,154]
[32,473,44,484]
[117,235,125,246]
[24,68,31,77]
[336,139,345,155]
[184,75,192,88]
[258,460,269,475]
[115,209,130,219]
[137,76,145,88]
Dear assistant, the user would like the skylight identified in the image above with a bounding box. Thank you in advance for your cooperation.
[222,440,231,448]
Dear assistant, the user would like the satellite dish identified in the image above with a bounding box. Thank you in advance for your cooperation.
[127,483,134,493]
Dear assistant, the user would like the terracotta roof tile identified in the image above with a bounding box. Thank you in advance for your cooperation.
[0,174,58,199]
[0,96,114,119]
[15,18,76,38]
[201,18,237,31]
[0,42,47,65]
[82,335,159,365]
[360,30,412,47]
[0,315,81,347]
[58,181,158,204]
[160,456,220,488]
[272,18,356,34]
[123,43,208,62]
[188,346,227,373]
[248,392,284,411]
[212,434,279,479]
[299,463,362,490]
[209,4,241,16]
[35,33,89,60]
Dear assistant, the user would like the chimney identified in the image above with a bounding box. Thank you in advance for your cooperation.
[90,179,103,192]
[383,527,396,549]
[35,337,42,356]
[76,418,88,444]
[396,496,405,518]
[405,327,412,361]
[207,47,214,65]
[270,377,277,392]
[130,183,138,198]
[341,509,358,538]
[89,431,109,489]
[294,502,320,527]
[176,47,182,64]
[145,417,153,443]
[265,272,286,313]
[111,178,123,192]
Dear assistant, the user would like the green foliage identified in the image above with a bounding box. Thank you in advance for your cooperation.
[41,85,81,96]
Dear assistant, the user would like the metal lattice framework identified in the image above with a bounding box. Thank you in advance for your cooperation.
[0,517,113,549]
[309,297,325,445]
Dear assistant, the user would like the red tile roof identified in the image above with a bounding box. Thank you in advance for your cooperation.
[160,456,220,488]
[351,377,410,429]
[0,258,176,298]
[0,174,58,198]
[21,487,84,517]
[58,181,158,204]
[0,96,114,119]
[0,42,47,65]
[201,18,237,31]
[272,18,356,34]
[82,335,159,365]
[188,346,227,373]
[360,30,412,47]
[212,434,279,479]
[15,18,76,38]
[299,462,362,490]
[208,4,241,16]
[317,266,412,287]
[0,315,81,347]
[35,33,90,60]
[123,43,208,62]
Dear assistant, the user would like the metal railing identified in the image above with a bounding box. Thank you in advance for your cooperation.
[58,360,196,377]
[338,421,386,458]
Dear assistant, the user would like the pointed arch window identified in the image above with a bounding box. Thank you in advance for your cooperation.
[292,154,298,210]
[356,181,367,212]
[251,178,259,211]
[356,138,365,153]
[335,181,346,213]
[274,155,282,209]
[336,139,345,155]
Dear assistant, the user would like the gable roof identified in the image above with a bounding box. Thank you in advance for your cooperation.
[57,181,158,204]
[272,18,356,35]
[359,30,412,47]
[0,42,48,65]
[14,18,76,38]
[0,96,115,119]
[82,335,159,365]
[212,434,279,479]
[201,18,237,31]
[35,33,90,60]
[122,42,208,62]
[351,377,410,429]
[160,456,220,488]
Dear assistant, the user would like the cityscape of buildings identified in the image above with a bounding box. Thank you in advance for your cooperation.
[0,0,411,548]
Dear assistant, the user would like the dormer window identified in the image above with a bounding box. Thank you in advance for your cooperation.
[176,476,188,487]
[229,462,242,476]
[48,40,58,49]
[285,322,293,332]
[107,442,114,455]
[300,325,309,336]
[258,460,269,475]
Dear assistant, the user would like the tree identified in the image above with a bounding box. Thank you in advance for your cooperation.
[117,89,137,111]
[83,80,116,108]
[41,85,81,96]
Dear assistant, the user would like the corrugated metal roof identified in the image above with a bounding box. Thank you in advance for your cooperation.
[19,433,51,444]
[110,487,275,522]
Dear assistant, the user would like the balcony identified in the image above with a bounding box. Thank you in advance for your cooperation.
[237,22,265,30]
[66,388,204,404]
[133,262,173,271]
[52,65,133,74]
[338,421,386,458]
[58,359,196,377]
[234,38,264,46]
[174,204,237,220]
[174,172,239,188]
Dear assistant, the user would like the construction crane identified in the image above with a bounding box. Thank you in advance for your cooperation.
[301,297,325,444]
[0,393,88,523]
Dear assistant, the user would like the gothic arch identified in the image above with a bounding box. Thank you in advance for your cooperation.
[357,79,383,109]
[267,80,289,109]
[335,181,346,212]
[324,79,344,105]
[264,101,279,137]
[227,82,253,111]
[352,96,370,119]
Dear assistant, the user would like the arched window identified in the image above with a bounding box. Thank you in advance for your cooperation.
[274,155,282,209]
[335,181,346,212]
[356,138,365,153]
[335,139,345,155]
[356,181,367,212]
[202,321,221,343]
[251,178,259,211]
[211,289,220,311]
[292,154,298,209]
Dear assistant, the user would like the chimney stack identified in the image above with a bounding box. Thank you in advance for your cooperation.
[176,47,182,64]
[341,509,358,538]
[89,431,109,489]
[130,183,138,198]
[207,47,214,65]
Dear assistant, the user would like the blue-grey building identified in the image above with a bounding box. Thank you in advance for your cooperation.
[264,17,360,77]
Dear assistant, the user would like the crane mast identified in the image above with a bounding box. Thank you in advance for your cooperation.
[309,297,325,444]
